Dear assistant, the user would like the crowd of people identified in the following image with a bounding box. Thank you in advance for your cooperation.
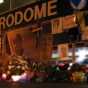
[0,55,88,83]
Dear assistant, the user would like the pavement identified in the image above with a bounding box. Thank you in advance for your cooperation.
[0,80,88,88]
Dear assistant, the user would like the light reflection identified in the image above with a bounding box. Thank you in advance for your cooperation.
[0,0,4,4]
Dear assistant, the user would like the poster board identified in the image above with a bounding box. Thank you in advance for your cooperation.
[58,44,68,60]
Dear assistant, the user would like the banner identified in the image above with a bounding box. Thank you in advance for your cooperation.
[51,18,62,34]
[63,14,77,29]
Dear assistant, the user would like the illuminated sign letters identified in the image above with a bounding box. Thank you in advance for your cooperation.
[0,0,59,30]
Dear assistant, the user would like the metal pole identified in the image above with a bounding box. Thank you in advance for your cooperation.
[10,0,12,10]
[72,43,76,63]
[71,11,84,63]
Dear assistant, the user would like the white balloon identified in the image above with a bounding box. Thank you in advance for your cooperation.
[70,0,87,10]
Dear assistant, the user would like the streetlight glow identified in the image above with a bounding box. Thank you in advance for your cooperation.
[0,0,4,4]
